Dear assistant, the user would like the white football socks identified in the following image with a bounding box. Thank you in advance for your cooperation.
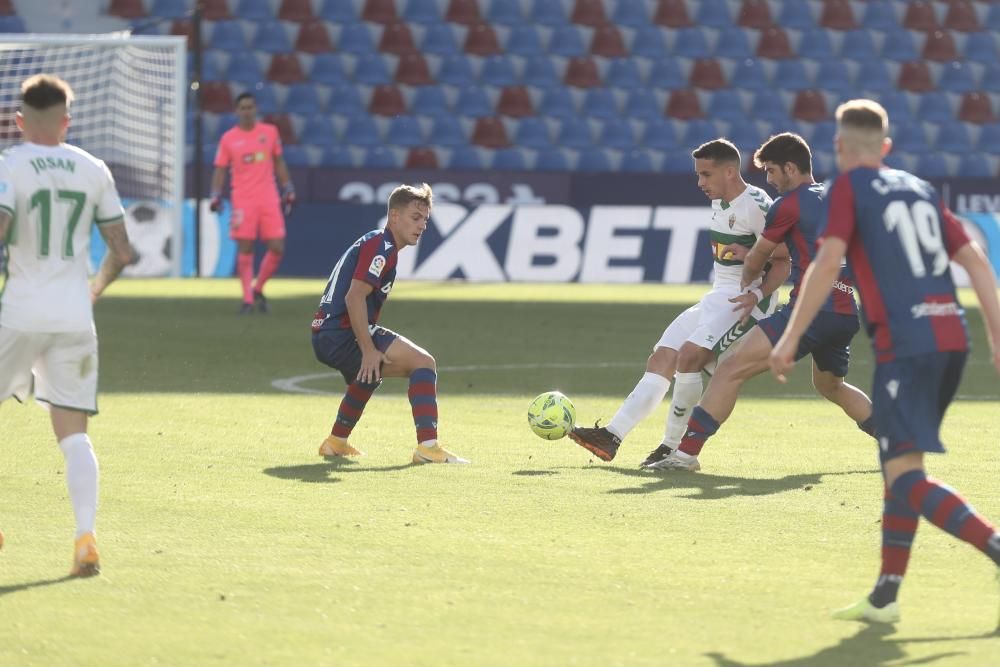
[607,372,671,440]
[58,433,99,538]
[662,372,703,448]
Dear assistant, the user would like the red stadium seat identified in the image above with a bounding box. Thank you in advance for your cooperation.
[791,90,829,122]
[108,0,146,19]
[755,26,793,58]
[264,113,297,144]
[200,0,231,20]
[665,89,704,119]
[897,61,935,92]
[445,0,481,25]
[169,20,194,49]
[497,86,534,117]
[958,92,996,124]
[902,0,939,32]
[943,0,982,32]
[369,84,407,115]
[379,22,417,54]
[818,0,857,30]
[922,30,958,62]
[689,58,726,90]
[571,0,607,27]
[362,0,397,24]
[564,57,602,88]
[471,117,510,148]
[653,0,693,27]
[200,82,234,113]
[737,0,774,29]
[463,22,501,55]
[395,53,433,85]
[590,25,627,57]
[266,54,306,84]
[278,0,315,22]
[295,20,333,53]
[406,148,440,169]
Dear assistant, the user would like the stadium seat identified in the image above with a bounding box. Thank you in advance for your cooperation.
[428,115,467,146]
[729,58,769,91]
[487,0,523,25]
[171,19,195,49]
[362,0,397,23]
[944,0,982,32]
[565,57,602,88]
[750,89,791,125]
[897,61,935,92]
[620,149,655,172]
[818,0,857,30]
[598,117,635,149]
[791,90,828,122]
[379,22,417,55]
[937,60,976,93]
[893,122,930,153]
[497,86,534,117]
[253,22,293,54]
[471,117,510,147]
[582,88,619,120]
[279,0,315,22]
[492,147,527,170]
[665,89,704,120]
[923,30,959,62]
[772,59,811,91]
[902,1,938,32]
[956,153,993,177]
[363,146,400,168]
[623,88,663,121]
[882,151,911,172]
[343,115,381,146]
[328,84,365,116]
[150,0,187,19]
[250,85,280,114]
[396,54,432,85]
[405,147,439,168]
[309,53,347,85]
[861,1,899,31]
[737,0,774,29]
[756,27,794,59]
[318,0,356,23]
[352,54,391,85]
[605,58,642,89]
[881,30,919,62]
[556,116,594,148]
[662,149,693,172]
[681,119,719,148]
[692,0,731,28]
[514,117,553,148]
[264,113,296,144]
[613,0,650,28]
[726,118,761,152]
[448,146,483,168]
[534,148,570,170]
[196,51,226,82]
[934,121,971,153]
[981,62,1000,93]
[295,20,333,53]
[385,115,424,147]
[225,54,263,85]
[284,83,323,114]
[576,148,613,172]
[706,88,746,123]
[641,117,679,150]
[235,0,273,21]
[506,25,544,57]
[878,89,914,124]
[446,0,481,24]
[652,0,692,27]
[838,29,878,62]
[915,91,953,123]
[368,84,407,116]
[647,57,686,89]
[201,82,235,112]
[549,24,588,57]
[480,55,518,86]
[267,53,305,84]
[961,31,998,64]
[591,25,627,58]
[411,85,449,118]
[281,144,311,166]
[915,153,951,178]
[572,0,607,27]
[521,57,559,87]
[436,55,476,86]
[978,123,1000,153]
[810,120,837,150]
[796,28,835,61]
[673,27,711,59]
[464,23,502,56]
[631,25,669,58]
[986,4,1000,31]
[419,23,459,55]
[529,0,568,26]
[338,22,377,54]
[958,92,996,124]
[403,0,440,24]
[454,86,493,117]
[777,0,814,29]
[210,21,248,51]
[690,59,727,90]
[714,26,753,59]
[854,59,893,94]
[109,0,147,19]
[300,114,337,146]
[813,59,852,95]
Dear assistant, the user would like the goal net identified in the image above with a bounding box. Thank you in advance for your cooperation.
[0,34,186,275]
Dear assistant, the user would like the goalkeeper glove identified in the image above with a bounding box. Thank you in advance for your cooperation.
[281,183,296,217]
[209,192,223,213]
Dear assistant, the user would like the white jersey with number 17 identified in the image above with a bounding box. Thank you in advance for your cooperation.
[0,142,125,332]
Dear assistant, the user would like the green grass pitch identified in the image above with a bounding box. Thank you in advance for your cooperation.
[2,279,1000,666]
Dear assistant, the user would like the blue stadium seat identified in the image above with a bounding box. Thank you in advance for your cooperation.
[215,112,239,136]
[412,85,450,118]
[309,53,347,85]
[480,55,518,86]
[343,115,381,146]
[538,87,578,119]
[893,122,930,153]
[750,90,792,125]
[449,146,484,169]
[318,0,357,23]
[796,28,834,61]
[252,22,292,53]
[437,55,476,86]
[225,54,263,85]
[403,0,440,24]
[428,115,468,147]
[454,86,493,117]
[612,0,649,27]
[978,123,1000,153]
[300,114,338,146]
[623,88,663,121]
[210,21,248,51]
[813,60,852,95]
[772,60,811,91]
[714,27,752,59]
[937,61,976,94]
[606,58,643,90]
[548,25,587,57]
[915,153,951,178]
[838,29,878,63]
[576,148,613,172]
[385,115,424,147]
[681,119,718,149]
[984,3,1000,30]
[251,84,280,114]
[150,0,187,19]
[777,0,815,29]
[810,120,837,151]
[861,1,899,31]
[981,63,1000,93]
[641,118,679,151]
[706,88,745,123]
[557,117,594,148]
[327,84,365,116]
[492,147,527,170]
[881,30,919,62]
[811,150,834,177]
[882,151,912,172]
[353,54,392,85]
[581,88,619,120]
[956,153,993,177]
[193,51,225,82]
[284,84,323,114]
[693,0,732,28]
[621,149,656,172]
[646,58,686,90]
[421,23,460,56]
[673,27,711,59]
[725,118,761,153]
[729,58,769,91]
[514,117,552,148]
[521,56,559,87]
[363,146,400,168]
[879,90,914,124]
[282,145,311,167]
[528,0,567,26]
[962,30,999,64]
[598,117,635,149]
[631,26,669,59]
[534,148,570,171]
[662,149,693,172]
[934,122,971,153]
[853,59,893,94]
[320,145,355,167]
[487,0,524,25]
[235,0,272,21]
[338,22,377,54]
[506,25,544,57]
[915,91,954,124]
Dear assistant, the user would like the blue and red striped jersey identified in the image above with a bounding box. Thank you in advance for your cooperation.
[313,228,399,333]
[820,167,971,362]
[761,182,857,316]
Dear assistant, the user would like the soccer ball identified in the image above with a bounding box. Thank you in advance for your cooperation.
[527,391,577,440]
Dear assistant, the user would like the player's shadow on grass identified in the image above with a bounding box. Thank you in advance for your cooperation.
[705,623,998,667]
[596,467,877,499]
[263,459,417,484]
[0,575,75,598]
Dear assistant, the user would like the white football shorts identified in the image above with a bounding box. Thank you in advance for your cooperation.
[0,326,99,414]
[655,285,778,357]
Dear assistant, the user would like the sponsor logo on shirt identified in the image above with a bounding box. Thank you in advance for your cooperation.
[384,240,393,250]
[369,255,385,277]
[832,280,854,295]
[911,301,961,318]
[728,213,736,229]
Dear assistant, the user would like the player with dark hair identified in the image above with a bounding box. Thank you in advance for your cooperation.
[311,183,469,465]
[650,132,875,471]
[211,91,295,314]
[771,99,1000,623]
[571,139,789,465]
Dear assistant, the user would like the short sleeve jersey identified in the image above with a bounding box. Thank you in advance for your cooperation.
[709,184,772,288]
[0,142,125,332]
[820,167,970,362]
[213,122,282,204]
[314,228,399,333]
[761,182,857,315]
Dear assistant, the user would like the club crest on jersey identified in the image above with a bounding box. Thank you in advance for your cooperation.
[728,213,736,229]
[369,255,386,277]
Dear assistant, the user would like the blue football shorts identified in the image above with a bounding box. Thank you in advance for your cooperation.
[312,325,399,384]
[758,305,860,378]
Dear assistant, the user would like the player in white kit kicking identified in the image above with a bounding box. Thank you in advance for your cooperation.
[570,139,789,464]
[0,74,134,577]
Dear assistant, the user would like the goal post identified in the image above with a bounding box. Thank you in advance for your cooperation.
[0,33,187,276]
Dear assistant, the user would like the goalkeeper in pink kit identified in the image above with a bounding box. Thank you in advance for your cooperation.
[211,92,296,314]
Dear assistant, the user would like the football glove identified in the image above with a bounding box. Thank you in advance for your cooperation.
[281,183,296,217]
